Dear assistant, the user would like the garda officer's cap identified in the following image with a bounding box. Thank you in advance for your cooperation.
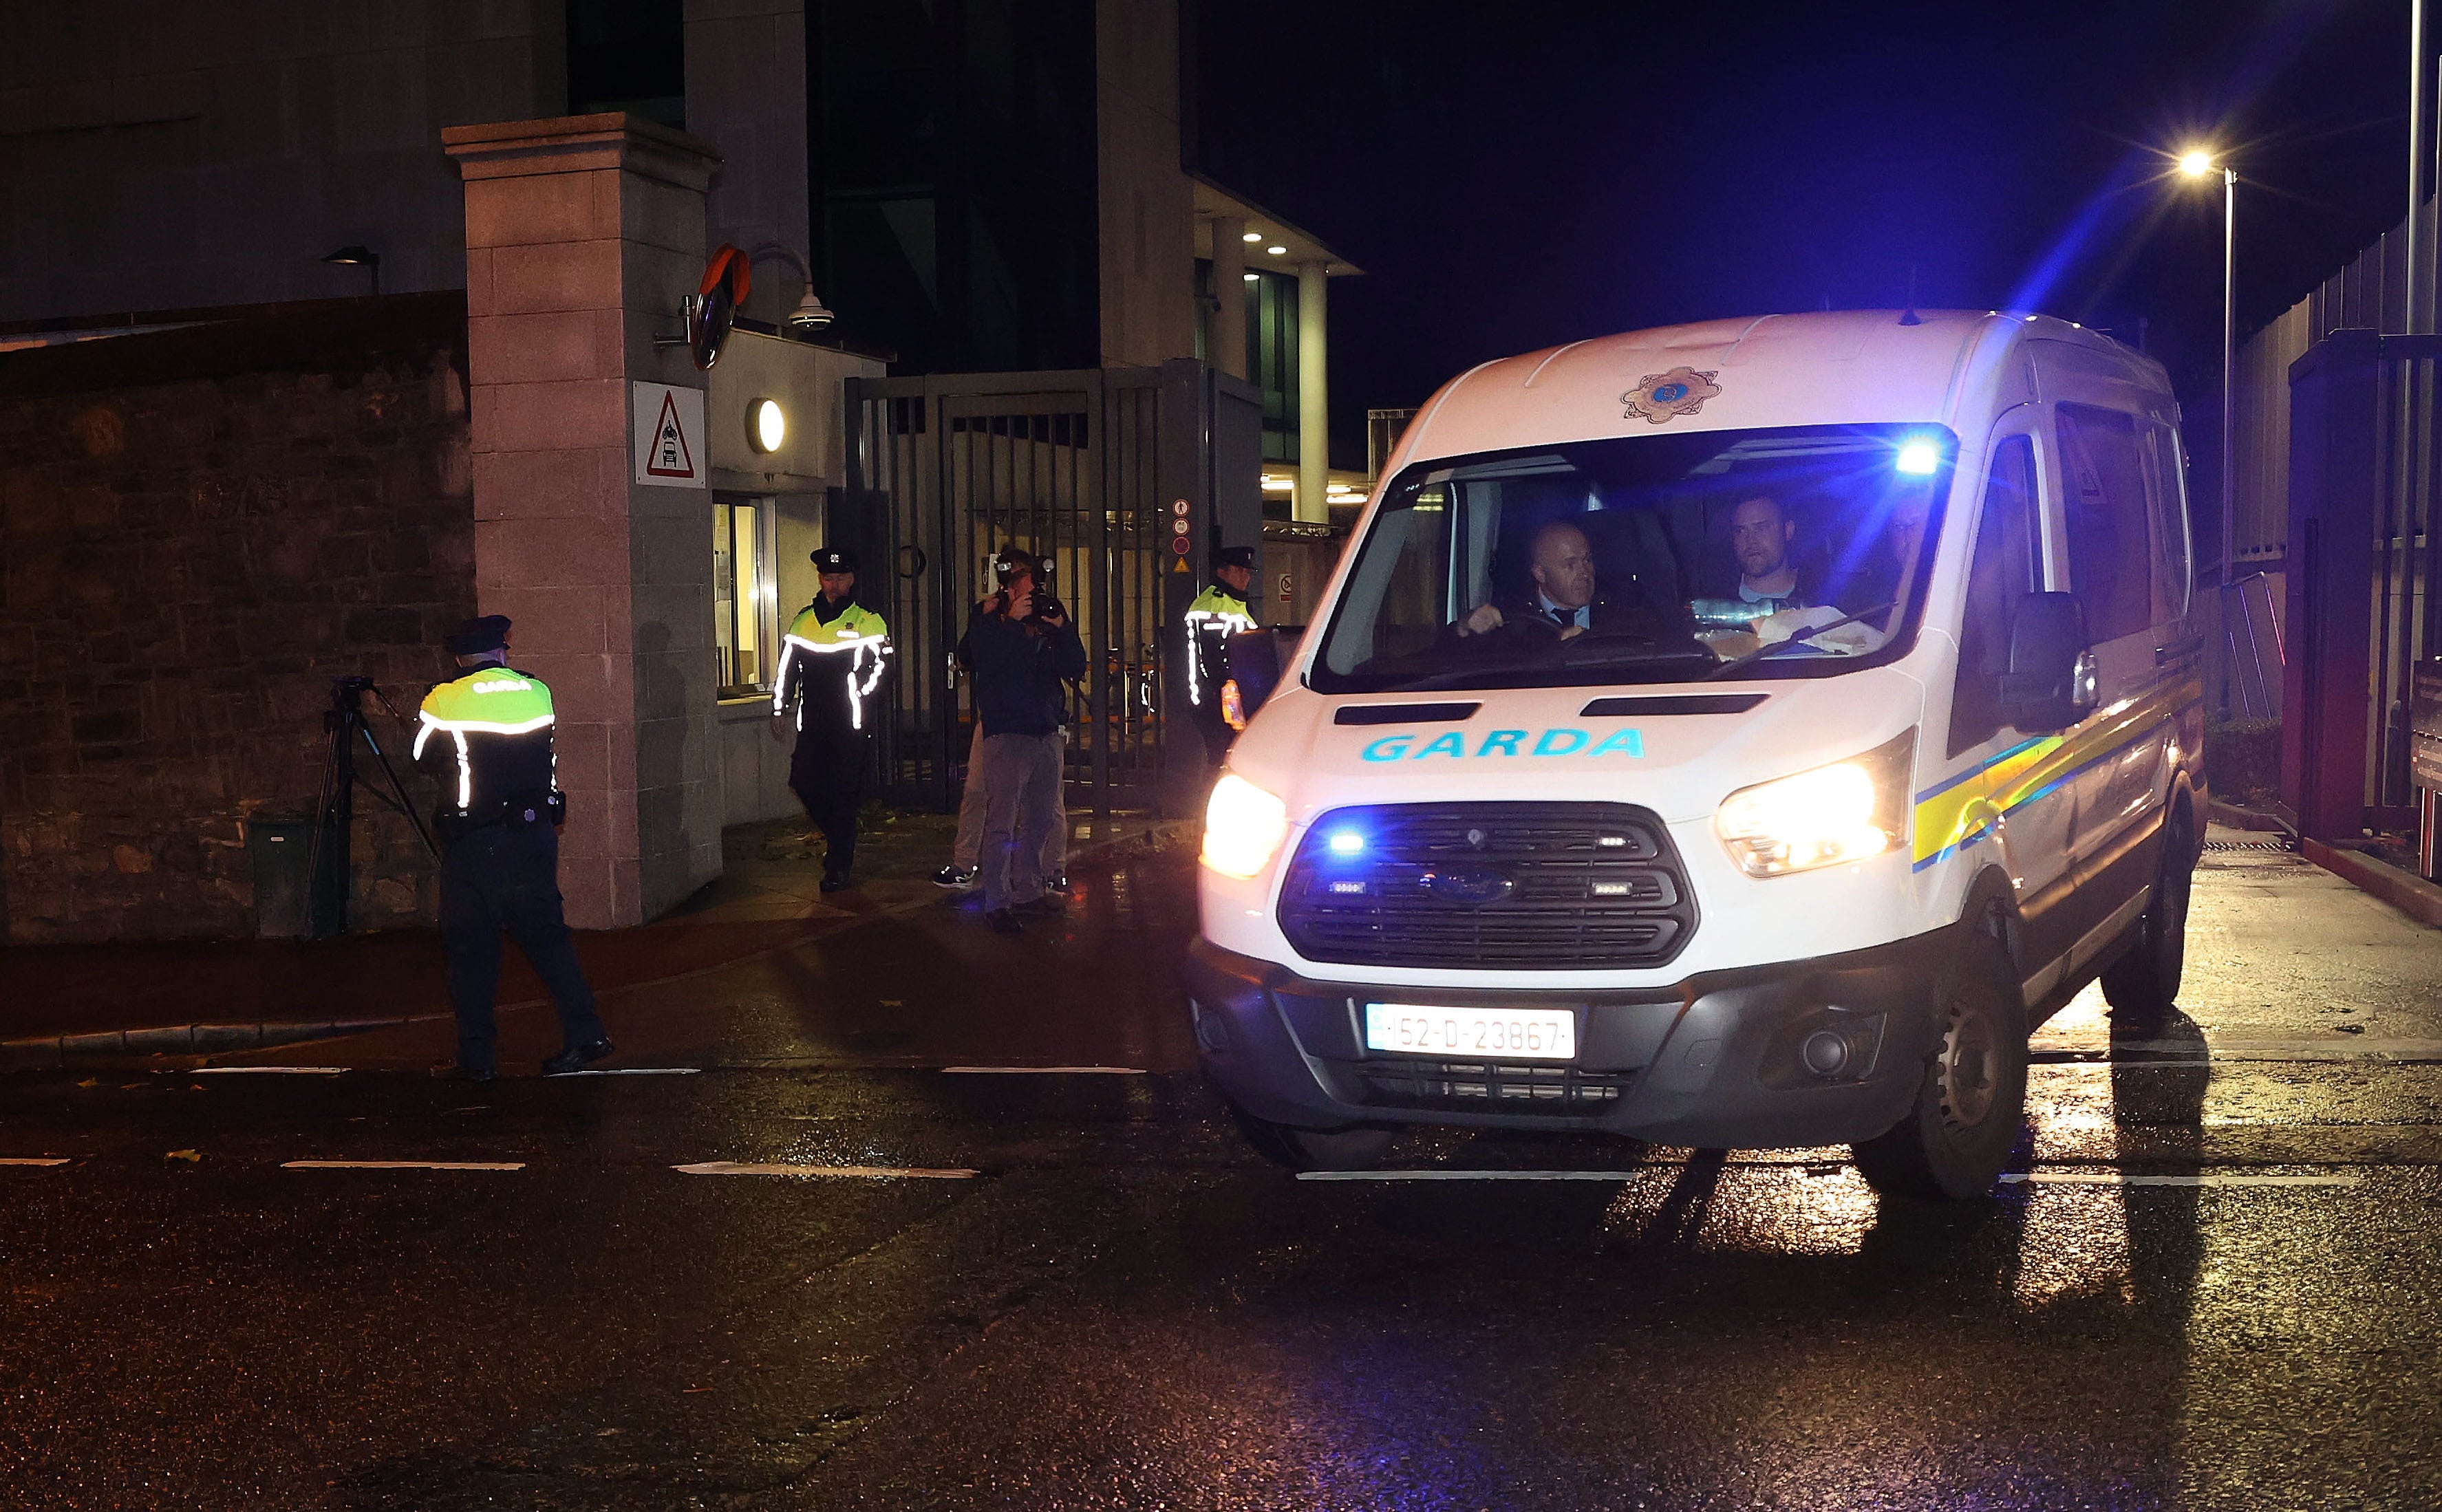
[811,546,859,574]
[1214,546,1256,572]
[445,614,512,656]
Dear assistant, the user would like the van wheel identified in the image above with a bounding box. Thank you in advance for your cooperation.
[1228,1104,1395,1173]
[2101,804,2196,1035]
[1852,937,2028,1201]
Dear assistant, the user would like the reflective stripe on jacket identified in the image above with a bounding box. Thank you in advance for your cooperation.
[1183,583,1256,708]
[774,599,893,732]
[414,668,558,819]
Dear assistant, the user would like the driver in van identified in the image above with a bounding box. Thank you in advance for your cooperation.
[1449,520,1618,642]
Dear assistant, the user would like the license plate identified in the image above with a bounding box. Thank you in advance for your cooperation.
[1363,1003,1577,1061]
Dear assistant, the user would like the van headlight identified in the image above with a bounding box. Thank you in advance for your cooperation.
[1201,773,1290,879]
[1714,730,1915,878]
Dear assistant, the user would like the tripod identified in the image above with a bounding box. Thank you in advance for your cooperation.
[308,676,439,939]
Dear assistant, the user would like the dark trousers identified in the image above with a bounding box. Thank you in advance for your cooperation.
[789,722,868,876]
[438,823,605,1072]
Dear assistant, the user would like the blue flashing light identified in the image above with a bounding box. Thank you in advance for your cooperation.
[1327,830,1367,856]
[1895,439,1940,476]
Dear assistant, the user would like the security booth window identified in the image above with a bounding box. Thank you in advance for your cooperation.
[1311,424,1956,695]
[714,499,775,697]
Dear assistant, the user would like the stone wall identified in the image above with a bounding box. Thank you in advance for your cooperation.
[0,295,476,943]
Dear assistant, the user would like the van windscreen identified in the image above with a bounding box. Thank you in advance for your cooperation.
[1311,424,1956,695]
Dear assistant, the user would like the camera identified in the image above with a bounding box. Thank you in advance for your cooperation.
[329,673,378,712]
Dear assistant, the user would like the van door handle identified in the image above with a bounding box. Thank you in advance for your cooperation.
[2155,636,2203,667]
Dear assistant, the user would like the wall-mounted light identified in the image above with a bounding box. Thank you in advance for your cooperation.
[1242,272,1259,281]
[1265,245,1287,256]
[748,398,786,453]
[1241,230,1263,243]
[321,244,381,295]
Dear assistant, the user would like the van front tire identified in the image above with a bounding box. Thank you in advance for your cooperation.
[1852,937,2028,1201]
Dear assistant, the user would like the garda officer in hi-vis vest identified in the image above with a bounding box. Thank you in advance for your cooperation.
[771,547,893,892]
[414,614,612,1081]
[1184,545,1259,764]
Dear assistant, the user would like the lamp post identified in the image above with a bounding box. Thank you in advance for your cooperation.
[2180,150,2236,584]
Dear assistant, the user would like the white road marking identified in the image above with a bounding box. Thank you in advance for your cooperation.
[940,1066,1146,1075]
[191,1066,348,1075]
[545,1068,701,1077]
[672,1160,978,1180]
[282,1160,527,1171]
[2000,1171,2363,1187]
[0,1157,72,1166]
[1299,1169,1645,1182]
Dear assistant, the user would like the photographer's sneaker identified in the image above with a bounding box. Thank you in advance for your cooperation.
[933,865,977,889]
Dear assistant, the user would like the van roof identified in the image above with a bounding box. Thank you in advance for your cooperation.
[1395,310,2166,467]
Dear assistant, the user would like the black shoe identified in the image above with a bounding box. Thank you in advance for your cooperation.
[542,1039,615,1076]
[1047,872,1069,890]
[821,870,854,894]
[430,1061,497,1083]
[987,908,1025,936]
[933,865,977,889]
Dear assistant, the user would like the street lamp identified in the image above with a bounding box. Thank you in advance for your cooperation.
[321,244,381,296]
[2180,149,2236,585]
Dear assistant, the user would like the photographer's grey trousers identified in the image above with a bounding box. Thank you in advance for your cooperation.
[953,722,1067,872]
[978,731,1064,913]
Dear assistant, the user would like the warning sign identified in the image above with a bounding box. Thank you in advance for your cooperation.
[632,382,707,488]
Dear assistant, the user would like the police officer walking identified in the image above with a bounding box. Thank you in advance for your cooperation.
[771,547,893,892]
[414,614,612,1081]
[1183,545,1259,765]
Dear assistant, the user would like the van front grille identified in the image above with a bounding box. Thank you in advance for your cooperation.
[1276,801,1697,971]
[1356,1060,1637,1114]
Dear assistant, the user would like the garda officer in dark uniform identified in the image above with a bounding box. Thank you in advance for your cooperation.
[415,614,612,1081]
[1184,545,1259,764]
[771,547,893,892]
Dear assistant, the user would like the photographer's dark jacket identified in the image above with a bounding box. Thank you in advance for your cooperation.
[965,606,1086,737]
[414,667,562,833]
[774,594,892,733]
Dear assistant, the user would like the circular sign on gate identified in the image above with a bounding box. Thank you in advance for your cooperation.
[1171,535,1192,555]
[1170,498,1190,517]
[1170,518,1190,536]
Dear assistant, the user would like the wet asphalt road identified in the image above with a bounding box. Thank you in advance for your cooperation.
[6,835,2442,1510]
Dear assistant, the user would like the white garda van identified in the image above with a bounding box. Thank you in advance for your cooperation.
[1189,310,2204,1199]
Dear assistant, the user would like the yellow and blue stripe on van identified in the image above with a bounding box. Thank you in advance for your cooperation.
[1909,678,2200,872]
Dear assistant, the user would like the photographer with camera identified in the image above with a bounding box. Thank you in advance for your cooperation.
[964,550,1084,934]
[411,614,612,1081]
[936,547,1070,893]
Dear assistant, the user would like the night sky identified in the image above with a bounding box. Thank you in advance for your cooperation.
[1195,0,2419,466]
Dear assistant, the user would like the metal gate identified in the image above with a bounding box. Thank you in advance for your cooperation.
[2284,330,2442,841]
[843,360,1263,814]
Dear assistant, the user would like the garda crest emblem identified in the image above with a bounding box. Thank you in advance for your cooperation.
[1622,365,1723,424]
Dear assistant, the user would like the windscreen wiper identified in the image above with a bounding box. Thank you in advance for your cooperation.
[1702,602,1894,680]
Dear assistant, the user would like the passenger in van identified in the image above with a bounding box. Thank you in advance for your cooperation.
[1836,500,1929,626]
[1723,494,1823,615]
[1448,520,1642,644]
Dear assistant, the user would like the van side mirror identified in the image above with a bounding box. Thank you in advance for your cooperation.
[1223,627,1303,724]
[1997,592,2098,733]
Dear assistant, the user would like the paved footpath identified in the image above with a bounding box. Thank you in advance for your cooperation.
[5,828,2442,1509]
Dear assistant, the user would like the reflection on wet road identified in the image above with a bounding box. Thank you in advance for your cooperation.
[4,835,2441,1508]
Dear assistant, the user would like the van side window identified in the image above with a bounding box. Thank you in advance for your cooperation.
[2144,422,2192,620]
[1949,434,2038,757]
[2055,404,2154,642]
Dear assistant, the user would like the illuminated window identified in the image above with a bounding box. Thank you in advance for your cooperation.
[713,498,775,695]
